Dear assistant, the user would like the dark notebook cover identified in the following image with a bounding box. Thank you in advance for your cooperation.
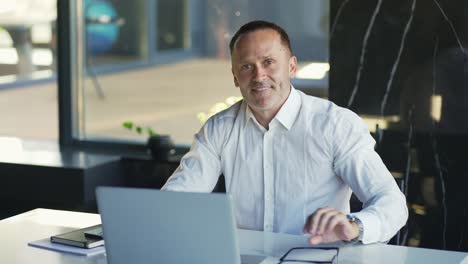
[50,224,104,249]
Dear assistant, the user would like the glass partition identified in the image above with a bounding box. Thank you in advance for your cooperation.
[0,0,58,139]
[84,0,148,68]
[0,0,56,82]
[73,0,329,144]
[156,0,190,52]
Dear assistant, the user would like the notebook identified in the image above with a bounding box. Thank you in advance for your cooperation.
[96,187,259,264]
[50,224,104,249]
[28,238,105,256]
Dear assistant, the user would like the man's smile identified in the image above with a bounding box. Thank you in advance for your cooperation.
[251,84,272,92]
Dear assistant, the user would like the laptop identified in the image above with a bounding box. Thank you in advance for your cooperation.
[96,187,264,264]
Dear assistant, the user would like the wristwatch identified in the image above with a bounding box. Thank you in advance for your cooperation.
[346,214,364,243]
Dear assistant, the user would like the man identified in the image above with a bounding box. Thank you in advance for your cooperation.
[163,20,408,245]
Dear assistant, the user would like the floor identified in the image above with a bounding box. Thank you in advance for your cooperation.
[0,58,241,144]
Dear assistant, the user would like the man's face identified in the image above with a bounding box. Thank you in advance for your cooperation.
[231,29,297,115]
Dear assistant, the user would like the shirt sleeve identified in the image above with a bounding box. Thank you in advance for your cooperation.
[161,116,224,192]
[331,110,409,244]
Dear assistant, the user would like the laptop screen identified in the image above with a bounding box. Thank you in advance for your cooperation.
[97,187,243,264]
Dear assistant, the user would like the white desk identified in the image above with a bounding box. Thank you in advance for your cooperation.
[1,209,467,264]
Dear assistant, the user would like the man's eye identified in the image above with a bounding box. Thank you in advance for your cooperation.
[241,65,252,71]
[265,59,274,65]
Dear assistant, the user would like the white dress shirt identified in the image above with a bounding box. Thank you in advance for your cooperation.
[162,87,408,244]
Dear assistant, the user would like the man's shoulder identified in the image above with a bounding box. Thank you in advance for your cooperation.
[297,91,369,139]
[298,91,355,121]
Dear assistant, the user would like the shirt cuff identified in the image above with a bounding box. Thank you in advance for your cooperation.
[348,211,380,244]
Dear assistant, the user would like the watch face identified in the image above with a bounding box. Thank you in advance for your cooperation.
[346,214,357,222]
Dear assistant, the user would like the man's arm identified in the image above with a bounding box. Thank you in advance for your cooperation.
[334,110,408,244]
[304,109,408,244]
[303,207,360,244]
[334,150,408,244]
[162,118,223,192]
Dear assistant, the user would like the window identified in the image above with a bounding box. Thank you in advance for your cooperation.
[63,0,329,146]
[0,0,58,139]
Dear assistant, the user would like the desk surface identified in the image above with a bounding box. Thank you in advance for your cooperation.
[1,209,467,264]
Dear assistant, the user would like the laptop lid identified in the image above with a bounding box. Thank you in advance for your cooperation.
[96,187,241,264]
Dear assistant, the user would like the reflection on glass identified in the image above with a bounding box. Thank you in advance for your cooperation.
[430,95,442,122]
[84,0,146,67]
[296,62,330,80]
[0,0,56,82]
[0,0,58,140]
[80,0,329,144]
[157,0,189,51]
[360,115,401,132]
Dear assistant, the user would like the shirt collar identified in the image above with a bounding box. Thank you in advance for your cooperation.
[274,86,301,130]
[244,86,301,130]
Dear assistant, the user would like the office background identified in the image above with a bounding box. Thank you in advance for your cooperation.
[0,0,466,252]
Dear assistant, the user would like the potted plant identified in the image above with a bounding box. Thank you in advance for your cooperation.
[122,121,175,161]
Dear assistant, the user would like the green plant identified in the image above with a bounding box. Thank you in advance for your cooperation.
[122,121,158,137]
[123,96,242,137]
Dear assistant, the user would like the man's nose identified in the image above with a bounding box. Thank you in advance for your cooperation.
[253,66,266,81]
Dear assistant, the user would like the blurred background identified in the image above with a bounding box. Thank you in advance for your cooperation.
[0,0,329,144]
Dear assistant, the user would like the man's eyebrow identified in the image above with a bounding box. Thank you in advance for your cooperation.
[234,54,274,64]
[236,60,252,64]
[260,54,274,59]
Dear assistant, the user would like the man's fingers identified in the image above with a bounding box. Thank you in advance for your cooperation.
[309,234,323,245]
[324,214,346,234]
[303,207,334,234]
[317,210,340,235]
[311,208,335,234]
[303,214,313,233]
[304,208,358,245]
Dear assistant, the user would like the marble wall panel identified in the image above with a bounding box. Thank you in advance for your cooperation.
[330,0,468,251]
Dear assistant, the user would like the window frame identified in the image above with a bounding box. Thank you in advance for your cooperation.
[57,0,326,155]
[58,0,201,154]
[58,0,159,155]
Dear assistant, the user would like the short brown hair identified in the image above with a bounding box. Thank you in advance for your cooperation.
[229,20,292,55]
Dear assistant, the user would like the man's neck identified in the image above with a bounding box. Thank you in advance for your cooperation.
[251,109,277,130]
[249,87,292,129]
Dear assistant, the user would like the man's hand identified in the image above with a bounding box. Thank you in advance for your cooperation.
[303,207,359,245]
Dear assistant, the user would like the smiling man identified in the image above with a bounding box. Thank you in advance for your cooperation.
[163,20,408,245]
[230,25,296,128]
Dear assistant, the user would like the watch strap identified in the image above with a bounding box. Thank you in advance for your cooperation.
[346,214,364,243]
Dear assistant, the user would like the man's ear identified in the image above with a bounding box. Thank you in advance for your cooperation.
[232,68,239,87]
[289,56,297,78]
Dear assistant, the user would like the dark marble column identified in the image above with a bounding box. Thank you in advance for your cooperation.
[330,0,468,251]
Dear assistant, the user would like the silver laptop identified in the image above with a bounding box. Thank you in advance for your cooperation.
[96,187,251,264]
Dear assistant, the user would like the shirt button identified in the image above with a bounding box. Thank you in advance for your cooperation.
[265,194,271,201]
